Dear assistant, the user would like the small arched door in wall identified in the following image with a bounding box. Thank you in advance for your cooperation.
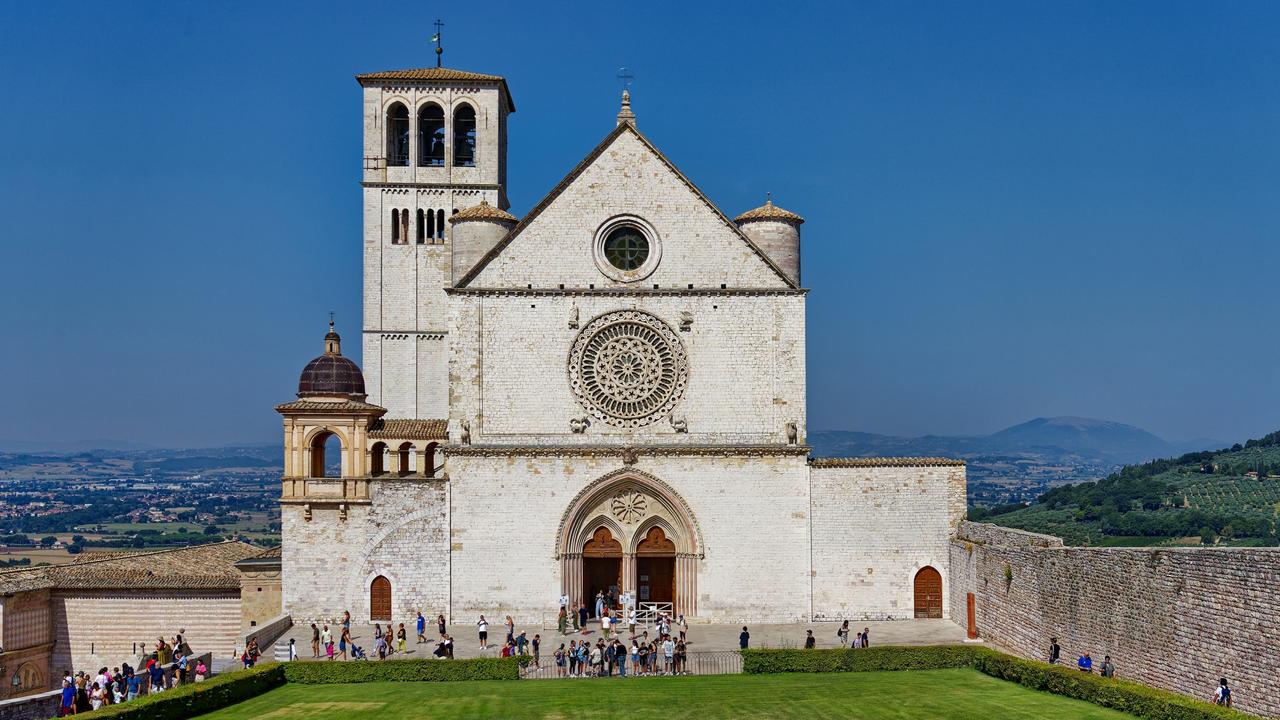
[913,566,943,618]
[371,576,392,622]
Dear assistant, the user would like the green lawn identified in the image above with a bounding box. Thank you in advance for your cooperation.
[194,668,1137,720]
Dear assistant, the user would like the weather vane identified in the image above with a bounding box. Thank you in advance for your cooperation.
[431,19,445,68]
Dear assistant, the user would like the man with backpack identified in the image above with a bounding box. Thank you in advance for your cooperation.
[1213,678,1232,707]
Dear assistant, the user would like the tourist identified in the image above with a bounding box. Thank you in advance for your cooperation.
[637,641,649,676]
[678,614,688,642]
[1048,637,1060,664]
[579,641,591,677]
[311,623,320,658]
[176,651,188,683]
[568,640,579,676]
[1077,653,1093,673]
[740,626,750,649]
[397,623,407,654]
[601,610,612,640]
[662,634,675,674]
[375,632,388,660]
[862,627,870,647]
[148,661,165,694]
[89,681,104,711]
[477,614,489,650]
[595,590,605,619]
[339,627,351,660]
[558,605,568,635]
[676,638,689,674]
[374,623,383,643]
[342,610,351,634]
[126,671,140,701]
[838,620,850,647]
[590,639,603,676]
[417,611,427,643]
[505,615,516,645]
[628,607,638,637]
[852,629,863,649]
[604,639,615,677]
[630,639,640,673]
[554,643,566,677]
[437,613,447,638]
[196,657,208,680]
[287,638,298,662]
[577,603,589,634]
[444,634,455,659]
[516,631,528,655]
[1213,678,1232,707]
[804,629,816,649]
[60,679,75,716]
[1100,655,1115,678]
[321,625,333,659]
[532,633,542,668]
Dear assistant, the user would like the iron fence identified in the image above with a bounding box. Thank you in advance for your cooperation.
[519,650,741,680]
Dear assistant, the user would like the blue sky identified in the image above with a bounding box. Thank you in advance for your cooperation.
[2,1,1277,448]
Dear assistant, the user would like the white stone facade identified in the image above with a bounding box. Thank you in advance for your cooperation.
[279,66,967,626]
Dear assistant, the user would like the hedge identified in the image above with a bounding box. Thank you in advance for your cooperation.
[46,658,520,720]
[282,656,521,683]
[66,663,286,720]
[743,646,1255,720]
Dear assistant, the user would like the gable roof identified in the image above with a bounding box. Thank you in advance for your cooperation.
[454,122,799,289]
[0,541,260,594]
[355,67,516,112]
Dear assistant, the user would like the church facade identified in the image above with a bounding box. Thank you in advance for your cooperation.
[276,66,966,626]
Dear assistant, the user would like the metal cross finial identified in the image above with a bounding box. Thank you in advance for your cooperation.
[329,310,335,331]
[432,19,445,68]
[617,67,635,89]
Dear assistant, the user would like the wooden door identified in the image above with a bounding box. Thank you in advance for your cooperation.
[371,575,392,621]
[914,566,943,619]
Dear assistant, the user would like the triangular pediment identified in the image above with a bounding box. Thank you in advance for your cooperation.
[456,123,796,289]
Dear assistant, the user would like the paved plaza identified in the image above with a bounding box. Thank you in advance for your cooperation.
[268,618,969,662]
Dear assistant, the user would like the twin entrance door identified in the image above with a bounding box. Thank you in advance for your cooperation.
[582,526,675,616]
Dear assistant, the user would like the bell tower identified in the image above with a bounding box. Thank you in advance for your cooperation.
[356,66,515,419]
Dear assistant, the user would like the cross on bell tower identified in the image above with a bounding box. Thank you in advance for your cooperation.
[432,19,445,67]
[616,67,636,127]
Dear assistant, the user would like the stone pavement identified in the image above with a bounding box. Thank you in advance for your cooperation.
[269,618,968,662]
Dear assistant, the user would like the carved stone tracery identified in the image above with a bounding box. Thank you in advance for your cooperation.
[611,490,648,524]
[568,310,688,428]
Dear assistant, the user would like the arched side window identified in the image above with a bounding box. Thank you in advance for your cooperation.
[436,209,445,240]
[391,209,401,244]
[453,105,477,167]
[416,209,425,244]
[386,103,410,167]
[400,208,409,244]
[425,208,436,242]
[418,104,445,167]
[310,431,342,478]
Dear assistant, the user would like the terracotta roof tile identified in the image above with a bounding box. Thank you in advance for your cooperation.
[275,399,386,414]
[809,457,966,468]
[734,199,805,224]
[449,200,518,224]
[0,541,261,594]
[368,418,448,441]
[355,67,516,111]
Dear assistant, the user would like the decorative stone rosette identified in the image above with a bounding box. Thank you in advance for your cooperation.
[611,490,648,524]
[568,310,689,428]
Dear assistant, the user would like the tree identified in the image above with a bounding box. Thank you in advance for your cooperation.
[203,525,221,535]
[1199,527,1215,545]
[71,534,86,545]
[39,536,57,548]
[66,544,83,555]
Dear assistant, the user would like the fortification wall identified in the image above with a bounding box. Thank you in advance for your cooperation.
[950,521,1280,717]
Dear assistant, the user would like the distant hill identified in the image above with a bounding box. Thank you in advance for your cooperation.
[986,416,1171,460]
[977,430,1280,547]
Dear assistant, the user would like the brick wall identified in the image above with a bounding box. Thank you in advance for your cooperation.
[951,521,1280,716]
[811,464,966,620]
[50,590,240,675]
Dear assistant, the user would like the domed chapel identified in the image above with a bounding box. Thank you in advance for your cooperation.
[275,65,967,625]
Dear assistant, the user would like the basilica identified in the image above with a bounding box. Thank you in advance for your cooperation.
[276,65,966,625]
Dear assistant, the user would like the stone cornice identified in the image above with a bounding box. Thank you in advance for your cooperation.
[444,444,811,459]
[362,181,503,191]
[809,457,966,468]
[446,287,809,298]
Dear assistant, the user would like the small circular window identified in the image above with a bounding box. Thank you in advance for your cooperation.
[603,226,649,271]
[592,215,661,282]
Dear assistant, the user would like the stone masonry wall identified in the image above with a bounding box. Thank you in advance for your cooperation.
[282,478,449,625]
[951,521,1280,717]
[811,464,966,620]
[51,589,240,675]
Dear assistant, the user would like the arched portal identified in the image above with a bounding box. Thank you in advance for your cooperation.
[914,566,943,619]
[557,469,703,617]
[582,527,622,616]
[370,575,392,621]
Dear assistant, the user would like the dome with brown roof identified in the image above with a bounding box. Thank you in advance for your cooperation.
[297,322,366,398]
[733,198,805,224]
[449,200,518,224]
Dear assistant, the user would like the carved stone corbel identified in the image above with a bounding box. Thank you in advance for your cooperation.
[785,422,798,445]
[570,417,591,434]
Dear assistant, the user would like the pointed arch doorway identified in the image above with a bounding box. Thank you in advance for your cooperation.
[582,527,622,616]
[558,469,703,617]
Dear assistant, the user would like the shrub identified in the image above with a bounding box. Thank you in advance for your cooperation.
[75,663,286,720]
[742,645,979,675]
[282,657,520,683]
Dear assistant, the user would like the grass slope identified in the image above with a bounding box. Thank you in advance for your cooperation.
[193,669,1135,720]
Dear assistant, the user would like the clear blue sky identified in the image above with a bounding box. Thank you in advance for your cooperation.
[2,1,1277,448]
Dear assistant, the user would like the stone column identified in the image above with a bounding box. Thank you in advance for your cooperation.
[675,554,698,617]
[621,554,636,600]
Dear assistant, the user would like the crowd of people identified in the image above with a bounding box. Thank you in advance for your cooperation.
[58,633,205,716]
[1048,636,1234,708]
[309,610,457,661]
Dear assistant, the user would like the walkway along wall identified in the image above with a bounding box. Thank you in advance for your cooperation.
[950,521,1280,718]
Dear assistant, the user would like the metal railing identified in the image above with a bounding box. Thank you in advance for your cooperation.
[519,650,741,680]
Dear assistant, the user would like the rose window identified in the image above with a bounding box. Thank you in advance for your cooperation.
[569,310,688,427]
[611,491,648,523]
